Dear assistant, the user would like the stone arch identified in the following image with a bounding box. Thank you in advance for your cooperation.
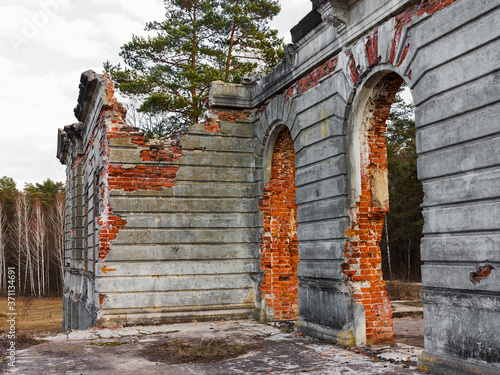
[345,68,410,345]
[258,126,299,321]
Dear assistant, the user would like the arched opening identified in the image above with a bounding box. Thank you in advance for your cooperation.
[347,70,423,346]
[259,126,299,321]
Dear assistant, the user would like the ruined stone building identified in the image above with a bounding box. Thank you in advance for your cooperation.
[57,0,500,373]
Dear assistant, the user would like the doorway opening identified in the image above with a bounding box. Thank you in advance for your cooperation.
[382,83,424,348]
[347,71,423,346]
[259,127,299,321]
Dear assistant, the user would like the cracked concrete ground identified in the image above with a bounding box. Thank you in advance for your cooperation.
[1,320,425,374]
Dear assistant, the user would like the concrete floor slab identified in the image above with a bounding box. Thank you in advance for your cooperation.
[2,320,426,374]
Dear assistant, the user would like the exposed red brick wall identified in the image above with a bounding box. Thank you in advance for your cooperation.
[365,30,379,67]
[204,108,251,132]
[95,80,185,259]
[98,213,126,260]
[390,0,459,64]
[346,50,361,85]
[283,0,458,99]
[286,56,338,100]
[259,128,299,320]
[217,108,251,121]
[344,73,403,345]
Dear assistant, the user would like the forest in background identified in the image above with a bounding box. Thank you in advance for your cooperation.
[381,87,424,282]
[0,177,64,296]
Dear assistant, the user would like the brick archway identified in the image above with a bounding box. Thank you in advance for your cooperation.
[346,71,405,345]
[259,127,299,321]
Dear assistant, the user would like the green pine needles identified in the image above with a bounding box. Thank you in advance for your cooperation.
[104,0,284,137]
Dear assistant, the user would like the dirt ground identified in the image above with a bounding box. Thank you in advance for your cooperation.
[0,319,426,374]
[394,317,424,348]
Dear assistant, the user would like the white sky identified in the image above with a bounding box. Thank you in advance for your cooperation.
[0,0,311,189]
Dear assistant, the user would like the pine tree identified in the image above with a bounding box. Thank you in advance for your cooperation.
[104,0,283,136]
[215,0,282,82]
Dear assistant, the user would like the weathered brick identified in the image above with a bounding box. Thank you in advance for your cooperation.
[259,128,299,320]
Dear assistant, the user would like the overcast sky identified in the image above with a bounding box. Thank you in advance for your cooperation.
[0,0,312,189]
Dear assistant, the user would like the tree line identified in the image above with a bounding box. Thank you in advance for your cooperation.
[0,177,65,296]
[381,86,424,282]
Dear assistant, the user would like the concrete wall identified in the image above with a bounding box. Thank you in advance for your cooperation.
[57,71,113,330]
[58,0,500,373]
[58,74,259,328]
[99,105,258,326]
[250,0,500,372]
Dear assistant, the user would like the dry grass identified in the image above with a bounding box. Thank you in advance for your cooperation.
[385,281,422,301]
[142,338,260,364]
[0,297,63,334]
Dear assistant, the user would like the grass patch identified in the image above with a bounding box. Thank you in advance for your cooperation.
[0,297,63,334]
[385,281,422,301]
[89,341,128,347]
[0,331,45,355]
[143,338,258,364]
[271,320,295,334]
[400,301,423,307]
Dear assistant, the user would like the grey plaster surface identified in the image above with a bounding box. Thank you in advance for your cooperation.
[5,320,423,374]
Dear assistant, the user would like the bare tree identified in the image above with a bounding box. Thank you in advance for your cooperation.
[13,193,35,295]
[12,193,24,292]
[51,193,65,291]
[384,215,392,280]
[31,198,46,296]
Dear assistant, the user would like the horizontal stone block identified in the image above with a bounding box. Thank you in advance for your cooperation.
[176,165,254,183]
[106,243,256,262]
[209,81,252,108]
[298,218,347,241]
[423,201,500,234]
[298,240,345,260]
[180,134,253,153]
[417,102,500,155]
[416,71,500,128]
[411,2,500,99]
[423,168,500,207]
[294,117,344,153]
[109,181,254,198]
[292,96,347,140]
[414,37,500,108]
[297,197,346,223]
[296,155,346,187]
[109,147,143,164]
[124,212,256,229]
[298,284,349,330]
[219,121,253,137]
[96,259,254,277]
[298,260,345,280]
[421,234,500,262]
[97,274,254,293]
[114,228,257,245]
[102,288,254,309]
[418,135,500,180]
[422,264,500,292]
[296,176,346,204]
[110,196,254,213]
[296,137,344,168]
